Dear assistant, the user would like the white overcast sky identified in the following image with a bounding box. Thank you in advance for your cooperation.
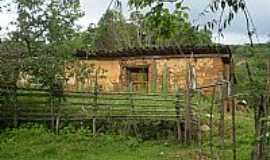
[1,0,270,44]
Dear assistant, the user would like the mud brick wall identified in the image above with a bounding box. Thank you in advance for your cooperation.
[66,56,230,93]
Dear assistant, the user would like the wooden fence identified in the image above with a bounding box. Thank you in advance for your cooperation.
[0,84,243,159]
[0,87,200,140]
[0,88,187,120]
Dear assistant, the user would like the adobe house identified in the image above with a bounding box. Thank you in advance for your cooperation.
[67,45,232,93]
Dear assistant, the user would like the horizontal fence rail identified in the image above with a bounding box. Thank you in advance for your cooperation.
[0,88,187,122]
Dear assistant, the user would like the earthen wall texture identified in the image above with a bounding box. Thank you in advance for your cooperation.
[66,56,229,93]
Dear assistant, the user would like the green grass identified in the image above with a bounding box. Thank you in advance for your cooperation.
[0,90,256,160]
[0,111,255,160]
[0,125,193,160]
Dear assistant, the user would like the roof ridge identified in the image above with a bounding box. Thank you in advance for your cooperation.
[76,45,231,59]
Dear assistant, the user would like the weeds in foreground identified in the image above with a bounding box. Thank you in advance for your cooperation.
[0,114,254,160]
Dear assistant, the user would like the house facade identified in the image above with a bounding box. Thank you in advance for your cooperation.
[67,46,232,93]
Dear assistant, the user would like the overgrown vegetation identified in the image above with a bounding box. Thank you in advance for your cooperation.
[233,43,270,159]
[0,110,254,160]
[0,0,269,159]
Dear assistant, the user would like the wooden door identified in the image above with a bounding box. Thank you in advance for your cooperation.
[127,67,148,92]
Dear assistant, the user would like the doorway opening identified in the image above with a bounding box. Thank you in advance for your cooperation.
[127,67,149,92]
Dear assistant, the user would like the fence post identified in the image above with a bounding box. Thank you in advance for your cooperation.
[232,98,236,160]
[13,104,18,127]
[198,106,202,160]
[220,83,226,160]
[175,88,182,142]
[50,94,55,130]
[13,88,18,128]
[93,69,98,137]
[196,91,203,160]
[209,86,216,160]
[128,83,137,136]
[56,116,60,135]
[266,117,270,160]
[185,75,192,145]
[108,94,113,133]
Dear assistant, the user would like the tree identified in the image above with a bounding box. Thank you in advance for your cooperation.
[4,0,84,92]
[92,9,139,50]
[146,3,211,45]
[0,0,84,129]
[80,23,97,49]
[127,1,212,46]
[82,6,211,50]
[128,0,255,45]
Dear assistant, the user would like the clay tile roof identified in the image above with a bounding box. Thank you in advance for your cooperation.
[75,45,231,59]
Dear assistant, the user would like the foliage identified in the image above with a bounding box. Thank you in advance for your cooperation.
[82,9,140,50]
[95,10,128,50]
[233,43,270,158]
[80,23,97,49]
[134,1,212,46]
[0,0,84,93]
[233,44,270,105]
[0,108,255,160]
[128,0,256,45]
[80,1,212,51]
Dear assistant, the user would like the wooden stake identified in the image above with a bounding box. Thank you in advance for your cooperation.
[92,118,96,136]
[93,69,98,137]
[50,95,55,130]
[13,87,18,128]
[209,86,216,160]
[230,57,237,160]
[232,98,236,160]
[185,63,192,145]
[128,83,133,135]
[198,106,202,160]
[13,94,18,128]
[56,116,60,135]
[220,83,225,160]
[175,88,181,142]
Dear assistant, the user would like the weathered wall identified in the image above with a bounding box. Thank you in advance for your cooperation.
[66,56,230,93]
[66,60,121,91]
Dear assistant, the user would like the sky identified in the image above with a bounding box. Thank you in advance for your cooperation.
[1,0,270,44]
